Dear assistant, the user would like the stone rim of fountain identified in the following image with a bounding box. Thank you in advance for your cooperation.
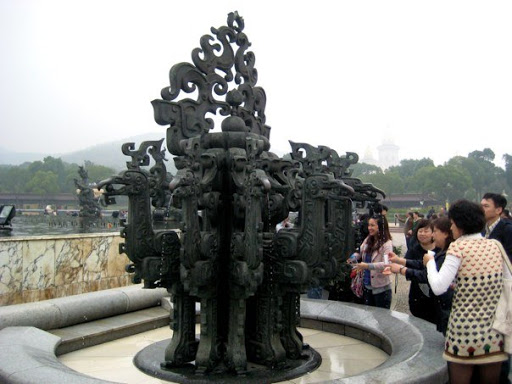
[0,289,448,384]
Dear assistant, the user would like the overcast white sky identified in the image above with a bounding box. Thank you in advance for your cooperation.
[1,0,511,167]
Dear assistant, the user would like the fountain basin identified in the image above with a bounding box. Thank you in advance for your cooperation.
[0,288,448,383]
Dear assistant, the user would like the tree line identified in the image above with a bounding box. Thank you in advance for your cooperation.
[0,157,115,194]
[351,148,512,204]
[1,149,511,204]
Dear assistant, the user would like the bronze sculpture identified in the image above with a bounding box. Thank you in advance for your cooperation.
[97,11,384,382]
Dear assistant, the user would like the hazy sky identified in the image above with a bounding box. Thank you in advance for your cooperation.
[1,0,511,167]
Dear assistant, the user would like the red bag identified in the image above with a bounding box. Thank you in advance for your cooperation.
[350,269,364,298]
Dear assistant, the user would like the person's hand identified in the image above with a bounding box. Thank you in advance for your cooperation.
[353,262,368,272]
[423,252,434,266]
[388,252,400,263]
[389,253,406,266]
[346,252,359,264]
[389,263,403,274]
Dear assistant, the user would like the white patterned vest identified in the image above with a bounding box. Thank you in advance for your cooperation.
[445,237,504,359]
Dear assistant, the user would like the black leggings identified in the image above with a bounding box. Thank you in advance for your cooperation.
[449,361,502,384]
[363,287,391,309]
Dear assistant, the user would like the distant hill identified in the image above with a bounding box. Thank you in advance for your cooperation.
[0,132,290,174]
[0,150,49,166]
[0,132,177,173]
[59,132,172,172]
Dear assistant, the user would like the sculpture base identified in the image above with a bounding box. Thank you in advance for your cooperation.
[134,339,322,383]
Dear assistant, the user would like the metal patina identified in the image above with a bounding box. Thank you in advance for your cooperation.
[97,12,384,383]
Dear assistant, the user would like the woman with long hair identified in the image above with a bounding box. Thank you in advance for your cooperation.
[350,214,393,309]
[425,200,509,384]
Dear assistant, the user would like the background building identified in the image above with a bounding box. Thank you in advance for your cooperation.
[377,139,400,169]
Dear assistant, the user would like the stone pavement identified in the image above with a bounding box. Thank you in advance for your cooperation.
[389,226,412,315]
[391,273,411,315]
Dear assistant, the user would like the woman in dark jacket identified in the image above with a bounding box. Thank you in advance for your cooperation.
[389,219,438,324]
[390,217,454,334]
[427,217,454,335]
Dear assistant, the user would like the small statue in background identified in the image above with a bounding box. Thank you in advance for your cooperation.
[74,166,102,218]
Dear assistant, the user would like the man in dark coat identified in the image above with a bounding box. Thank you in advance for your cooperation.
[480,192,512,384]
[481,192,512,261]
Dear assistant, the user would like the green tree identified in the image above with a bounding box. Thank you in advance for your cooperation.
[0,167,10,192]
[449,151,503,200]
[41,156,67,190]
[362,172,405,195]
[81,161,116,184]
[387,158,435,179]
[24,170,59,194]
[504,154,512,192]
[27,160,44,174]
[5,167,31,193]
[407,165,437,194]
[0,158,116,194]
[350,162,383,177]
[422,165,472,204]
[468,148,495,162]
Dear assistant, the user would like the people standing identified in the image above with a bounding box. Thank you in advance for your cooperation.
[481,192,512,260]
[398,211,414,249]
[390,217,455,334]
[425,200,508,384]
[427,217,455,335]
[406,217,456,335]
[350,214,393,309]
[388,219,438,323]
[410,212,421,239]
[373,203,388,217]
[480,192,512,383]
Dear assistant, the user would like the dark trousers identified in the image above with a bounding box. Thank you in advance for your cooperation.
[409,295,437,324]
[500,356,511,384]
[363,287,392,309]
[467,356,510,383]
[405,236,411,249]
